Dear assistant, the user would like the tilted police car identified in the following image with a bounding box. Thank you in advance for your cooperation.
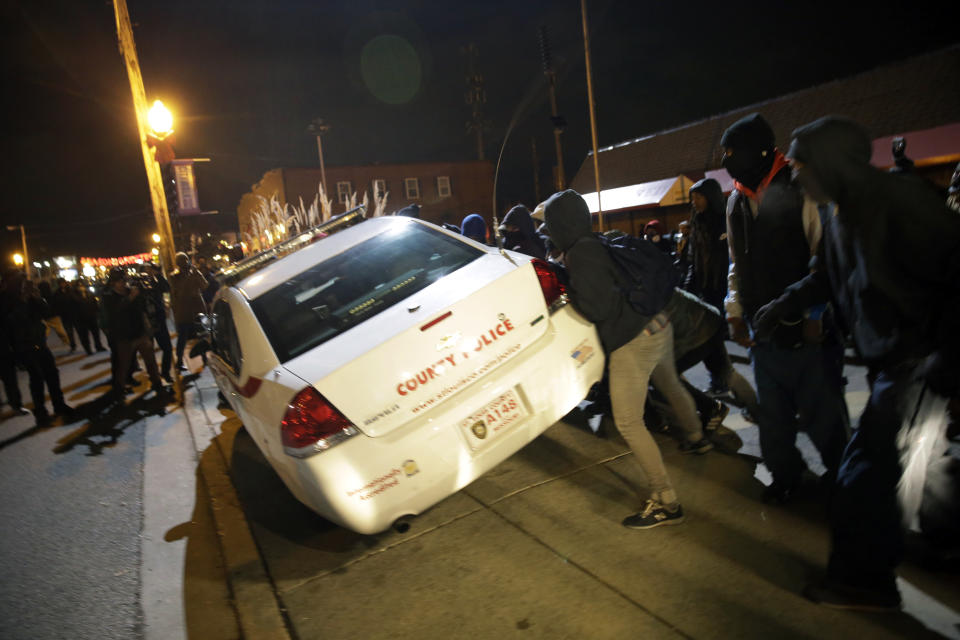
[208,208,603,534]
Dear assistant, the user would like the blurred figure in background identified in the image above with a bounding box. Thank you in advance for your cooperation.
[685,178,729,312]
[169,253,208,372]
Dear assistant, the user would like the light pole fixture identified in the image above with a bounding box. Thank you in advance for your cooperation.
[152,233,162,244]
[147,100,174,140]
[12,253,23,266]
[6,224,29,279]
[307,117,330,197]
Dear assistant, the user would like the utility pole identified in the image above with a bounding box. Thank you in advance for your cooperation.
[6,225,29,280]
[531,138,541,204]
[580,0,604,231]
[307,118,330,196]
[538,26,566,191]
[463,43,490,161]
[113,0,183,403]
[112,0,177,277]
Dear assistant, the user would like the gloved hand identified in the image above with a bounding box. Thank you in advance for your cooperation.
[752,300,785,342]
[920,351,960,397]
[727,316,755,348]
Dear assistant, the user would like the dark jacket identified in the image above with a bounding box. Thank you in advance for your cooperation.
[102,287,152,341]
[544,190,651,354]
[663,287,725,363]
[775,117,960,366]
[500,205,546,259]
[727,166,811,324]
[686,178,729,309]
[9,295,53,352]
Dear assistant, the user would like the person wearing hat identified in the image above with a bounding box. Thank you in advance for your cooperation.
[498,204,546,259]
[721,112,848,505]
[460,213,487,244]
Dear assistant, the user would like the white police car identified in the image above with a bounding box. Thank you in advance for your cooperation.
[207,209,603,534]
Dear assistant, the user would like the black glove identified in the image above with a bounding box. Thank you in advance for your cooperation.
[920,351,960,397]
[752,300,785,342]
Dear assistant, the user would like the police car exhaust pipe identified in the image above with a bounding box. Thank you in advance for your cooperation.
[392,515,414,534]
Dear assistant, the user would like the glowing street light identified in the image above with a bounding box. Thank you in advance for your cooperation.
[12,253,23,266]
[152,247,160,256]
[147,100,174,140]
[152,233,162,244]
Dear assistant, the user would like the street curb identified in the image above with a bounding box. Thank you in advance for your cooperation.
[180,379,292,640]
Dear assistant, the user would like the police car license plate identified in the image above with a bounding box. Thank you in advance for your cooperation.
[458,389,526,451]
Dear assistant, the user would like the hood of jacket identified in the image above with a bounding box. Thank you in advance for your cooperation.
[543,190,593,253]
[460,213,487,241]
[720,113,776,190]
[501,204,537,239]
[689,178,725,222]
[787,116,874,206]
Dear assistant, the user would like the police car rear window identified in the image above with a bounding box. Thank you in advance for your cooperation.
[250,224,484,363]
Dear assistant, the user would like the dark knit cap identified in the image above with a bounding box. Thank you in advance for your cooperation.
[720,113,775,153]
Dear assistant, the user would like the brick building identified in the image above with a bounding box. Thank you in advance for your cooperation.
[569,45,960,237]
[237,160,494,239]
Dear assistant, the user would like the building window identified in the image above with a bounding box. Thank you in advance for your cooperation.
[336,181,352,204]
[437,176,452,198]
[404,178,420,200]
[373,179,387,199]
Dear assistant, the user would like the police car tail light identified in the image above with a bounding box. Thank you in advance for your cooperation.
[531,259,567,313]
[281,387,358,458]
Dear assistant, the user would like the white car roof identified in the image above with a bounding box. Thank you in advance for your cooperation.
[234,217,481,300]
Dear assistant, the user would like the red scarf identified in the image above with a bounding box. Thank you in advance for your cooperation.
[733,150,788,201]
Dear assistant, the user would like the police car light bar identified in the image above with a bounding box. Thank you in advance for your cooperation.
[220,205,367,287]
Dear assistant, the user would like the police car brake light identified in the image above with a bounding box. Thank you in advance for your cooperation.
[281,387,358,457]
[531,259,567,312]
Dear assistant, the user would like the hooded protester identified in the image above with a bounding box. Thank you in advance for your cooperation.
[170,252,209,371]
[753,116,960,611]
[499,204,546,259]
[721,112,849,506]
[460,213,487,244]
[395,204,421,218]
[643,220,673,254]
[685,178,729,312]
[544,189,711,530]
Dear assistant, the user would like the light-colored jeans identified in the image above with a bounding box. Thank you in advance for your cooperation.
[608,319,704,505]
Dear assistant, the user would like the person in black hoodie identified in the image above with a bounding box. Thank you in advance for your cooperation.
[685,178,728,312]
[544,189,712,530]
[498,204,546,259]
[721,112,848,506]
[754,116,960,611]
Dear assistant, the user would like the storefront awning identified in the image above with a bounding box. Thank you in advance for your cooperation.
[581,175,695,214]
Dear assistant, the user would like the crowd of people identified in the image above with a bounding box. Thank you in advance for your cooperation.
[0,252,216,425]
[429,112,958,613]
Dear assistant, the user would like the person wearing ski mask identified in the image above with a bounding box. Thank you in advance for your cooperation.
[721,112,848,505]
[499,204,546,259]
[753,116,960,611]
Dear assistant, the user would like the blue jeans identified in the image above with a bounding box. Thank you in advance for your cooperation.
[827,366,912,592]
[751,341,848,485]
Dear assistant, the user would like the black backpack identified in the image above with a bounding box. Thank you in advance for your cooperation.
[599,233,679,316]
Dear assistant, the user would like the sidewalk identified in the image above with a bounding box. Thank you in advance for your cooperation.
[188,355,960,640]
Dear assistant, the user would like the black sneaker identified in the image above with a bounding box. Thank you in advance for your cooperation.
[803,580,901,612]
[679,437,713,454]
[762,480,800,504]
[34,410,53,427]
[622,500,685,529]
[740,407,758,424]
[705,401,729,432]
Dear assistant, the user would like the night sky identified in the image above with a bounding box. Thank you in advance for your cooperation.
[4,0,957,260]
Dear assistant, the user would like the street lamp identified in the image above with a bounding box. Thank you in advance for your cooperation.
[307,117,330,197]
[152,233,162,244]
[12,253,23,266]
[148,100,174,140]
[5,225,29,279]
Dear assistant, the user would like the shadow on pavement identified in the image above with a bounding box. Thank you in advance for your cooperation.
[164,462,240,640]
[53,389,173,456]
